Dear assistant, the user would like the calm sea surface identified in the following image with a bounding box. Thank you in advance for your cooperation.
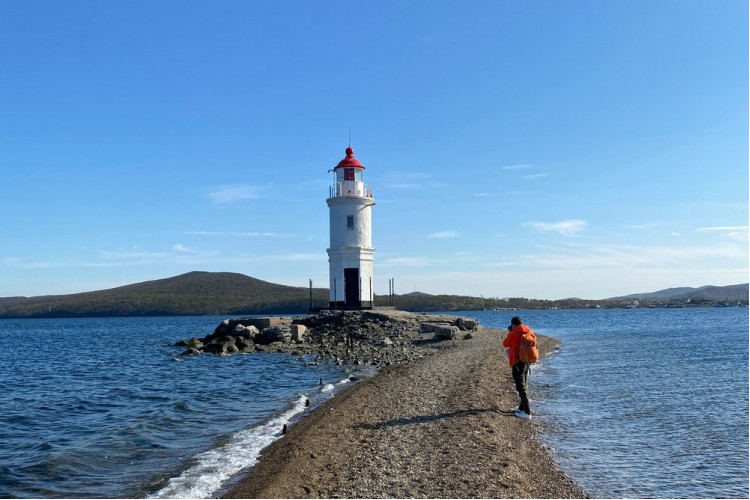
[0,316,361,498]
[1,309,748,498]
[461,307,749,499]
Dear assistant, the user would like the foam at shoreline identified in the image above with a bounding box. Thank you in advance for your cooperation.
[150,376,356,499]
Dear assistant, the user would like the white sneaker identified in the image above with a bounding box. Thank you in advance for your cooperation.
[514,411,531,420]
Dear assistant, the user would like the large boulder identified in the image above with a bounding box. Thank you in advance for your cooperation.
[457,318,478,331]
[291,324,307,342]
[420,322,451,333]
[213,319,233,336]
[204,336,237,355]
[255,326,292,345]
[233,324,259,340]
[235,336,255,352]
[241,317,293,329]
[434,325,459,340]
[175,337,204,349]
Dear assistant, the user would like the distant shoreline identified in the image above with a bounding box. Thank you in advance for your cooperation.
[0,272,745,318]
[223,321,587,499]
[0,302,747,320]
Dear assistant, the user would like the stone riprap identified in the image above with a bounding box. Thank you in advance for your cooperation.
[175,310,479,367]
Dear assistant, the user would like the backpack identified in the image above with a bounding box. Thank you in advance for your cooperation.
[518,330,539,363]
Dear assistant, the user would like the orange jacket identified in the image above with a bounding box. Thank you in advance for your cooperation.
[503,324,534,366]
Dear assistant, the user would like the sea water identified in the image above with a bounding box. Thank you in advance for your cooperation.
[1,309,747,498]
[462,307,749,499]
[0,316,361,498]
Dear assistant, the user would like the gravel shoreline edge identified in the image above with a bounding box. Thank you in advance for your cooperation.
[223,317,587,498]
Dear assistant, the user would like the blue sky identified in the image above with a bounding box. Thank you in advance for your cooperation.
[1,0,747,300]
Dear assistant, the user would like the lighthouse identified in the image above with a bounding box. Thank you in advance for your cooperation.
[326,145,375,309]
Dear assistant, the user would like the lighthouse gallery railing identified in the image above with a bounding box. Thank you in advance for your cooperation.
[329,182,373,199]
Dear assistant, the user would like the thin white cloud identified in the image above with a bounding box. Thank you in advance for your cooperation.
[525,219,588,237]
[3,257,63,269]
[697,226,749,241]
[172,244,198,253]
[501,164,534,170]
[427,230,458,239]
[522,173,549,181]
[207,183,271,204]
[520,242,748,271]
[97,249,170,261]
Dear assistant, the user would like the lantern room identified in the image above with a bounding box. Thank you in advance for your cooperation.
[330,147,373,199]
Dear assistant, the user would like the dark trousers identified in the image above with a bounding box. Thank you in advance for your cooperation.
[512,361,531,414]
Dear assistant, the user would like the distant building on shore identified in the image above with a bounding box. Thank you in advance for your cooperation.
[326,145,375,309]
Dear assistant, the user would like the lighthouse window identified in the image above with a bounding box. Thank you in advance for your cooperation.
[347,216,354,229]
[344,168,355,181]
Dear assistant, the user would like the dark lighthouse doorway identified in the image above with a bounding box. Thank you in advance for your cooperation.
[344,268,361,308]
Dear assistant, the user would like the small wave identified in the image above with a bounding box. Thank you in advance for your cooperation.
[149,395,307,499]
[320,377,353,393]
[149,375,355,500]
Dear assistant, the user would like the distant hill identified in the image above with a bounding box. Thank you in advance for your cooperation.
[615,284,748,302]
[0,272,329,318]
[0,273,746,318]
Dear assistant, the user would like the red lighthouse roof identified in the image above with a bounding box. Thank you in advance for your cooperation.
[335,146,365,169]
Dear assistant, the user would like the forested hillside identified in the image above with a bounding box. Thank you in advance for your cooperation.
[0,272,328,318]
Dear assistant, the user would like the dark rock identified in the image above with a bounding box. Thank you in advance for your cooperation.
[235,337,254,352]
[213,319,232,336]
[204,338,237,355]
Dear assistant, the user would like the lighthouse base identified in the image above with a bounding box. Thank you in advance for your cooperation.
[326,300,375,310]
[309,303,395,314]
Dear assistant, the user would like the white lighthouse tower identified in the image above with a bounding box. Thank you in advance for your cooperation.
[326,145,375,309]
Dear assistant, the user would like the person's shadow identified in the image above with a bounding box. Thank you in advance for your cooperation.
[356,407,517,430]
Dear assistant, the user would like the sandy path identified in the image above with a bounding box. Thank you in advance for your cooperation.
[224,327,586,499]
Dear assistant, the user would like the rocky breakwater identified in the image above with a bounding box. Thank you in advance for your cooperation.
[175,310,480,368]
